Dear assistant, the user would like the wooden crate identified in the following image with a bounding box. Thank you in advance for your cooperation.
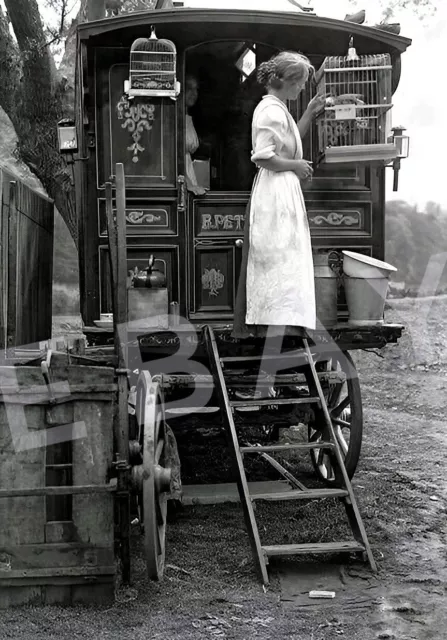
[0,361,117,607]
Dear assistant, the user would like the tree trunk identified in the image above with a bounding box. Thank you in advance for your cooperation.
[0,0,88,247]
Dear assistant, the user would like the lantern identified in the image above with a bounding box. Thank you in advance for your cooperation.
[392,126,410,159]
[390,126,410,192]
[57,119,78,154]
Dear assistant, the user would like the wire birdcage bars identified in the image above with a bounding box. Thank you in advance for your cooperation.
[314,44,398,163]
[127,28,179,98]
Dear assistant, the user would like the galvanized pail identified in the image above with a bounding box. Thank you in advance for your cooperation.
[313,250,341,328]
[344,275,389,326]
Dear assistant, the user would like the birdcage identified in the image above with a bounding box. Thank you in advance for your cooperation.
[314,39,398,163]
[126,27,179,99]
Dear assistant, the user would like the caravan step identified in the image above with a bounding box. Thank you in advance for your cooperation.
[231,397,319,408]
[252,488,348,501]
[262,541,365,558]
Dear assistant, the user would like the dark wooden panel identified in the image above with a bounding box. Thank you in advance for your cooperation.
[307,199,372,237]
[98,198,177,236]
[99,244,179,313]
[194,195,248,237]
[96,57,177,188]
[192,244,236,314]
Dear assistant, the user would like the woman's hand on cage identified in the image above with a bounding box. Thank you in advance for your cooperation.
[306,93,327,117]
[294,159,314,181]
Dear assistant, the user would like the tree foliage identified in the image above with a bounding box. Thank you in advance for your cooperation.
[386,201,447,293]
[0,0,86,246]
[349,0,437,21]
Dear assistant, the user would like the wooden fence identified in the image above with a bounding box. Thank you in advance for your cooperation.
[0,167,54,355]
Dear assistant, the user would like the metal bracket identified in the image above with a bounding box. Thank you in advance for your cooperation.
[41,349,56,404]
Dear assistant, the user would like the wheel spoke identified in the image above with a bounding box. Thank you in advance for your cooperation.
[335,425,349,456]
[328,382,344,409]
[332,395,350,418]
[317,447,325,466]
[324,454,333,480]
[332,416,351,429]
[155,438,164,464]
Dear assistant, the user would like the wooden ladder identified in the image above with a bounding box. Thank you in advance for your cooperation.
[203,325,377,585]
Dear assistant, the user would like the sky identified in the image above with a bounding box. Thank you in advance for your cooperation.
[4,0,445,208]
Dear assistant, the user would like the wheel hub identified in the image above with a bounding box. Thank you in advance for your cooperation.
[155,465,172,494]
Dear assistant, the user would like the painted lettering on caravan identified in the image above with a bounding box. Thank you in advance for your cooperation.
[201,214,245,231]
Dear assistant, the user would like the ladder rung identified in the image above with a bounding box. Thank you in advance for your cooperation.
[221,353,310,365]
[231,397,319,408]
[240,442,334,454]
[262,541,365,558]
[252,488,348,501]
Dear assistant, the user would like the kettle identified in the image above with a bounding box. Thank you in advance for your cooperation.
[131,255,166,289]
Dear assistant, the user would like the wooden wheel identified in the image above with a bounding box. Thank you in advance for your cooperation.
[135,371,171,580]
[308,351,363,484]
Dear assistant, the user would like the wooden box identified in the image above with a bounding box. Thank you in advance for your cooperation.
[127,287,169,330]
[0,362,116,607]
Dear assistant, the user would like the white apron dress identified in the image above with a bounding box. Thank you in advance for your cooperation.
[245,94,316,330]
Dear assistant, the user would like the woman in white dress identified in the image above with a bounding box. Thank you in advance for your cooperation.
[185,74,207,196]
[233,51,325,339]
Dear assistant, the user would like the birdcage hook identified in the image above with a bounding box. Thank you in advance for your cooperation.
[346,36,360,62]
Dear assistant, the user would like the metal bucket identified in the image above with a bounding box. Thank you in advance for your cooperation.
[313,250,341,329]
[344,275,389,326]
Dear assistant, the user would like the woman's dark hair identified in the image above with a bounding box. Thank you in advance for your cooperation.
[257,51,314,89]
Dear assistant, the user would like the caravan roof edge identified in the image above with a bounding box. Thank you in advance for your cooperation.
[77,9,412,53]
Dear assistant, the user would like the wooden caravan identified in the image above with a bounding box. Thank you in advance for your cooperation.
[0,4,408,594]
[75,7,411,329]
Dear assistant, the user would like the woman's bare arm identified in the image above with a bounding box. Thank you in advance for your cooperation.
[255,156,300,172]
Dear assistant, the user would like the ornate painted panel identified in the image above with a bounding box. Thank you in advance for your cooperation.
[96,58,176,188]
[192,244,235,314]
[306,200,372,237]
[98,198,177,236]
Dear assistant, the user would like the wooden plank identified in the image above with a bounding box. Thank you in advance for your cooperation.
[0,402,46,546]
[105,181,117,294]
[114,163,131,584]
[262,541,365,557]
[6,181,18,351]
[72,400,115,547]
[0,581,115,608]
[231,397,319,408]
[45,521,75,543]
[0,484,116,498]
[0,543,114,570]
[0,170,6,350]
[0,363,115,389]
[0,586,43,608]
[45,403,74,425]
[0,393,116,405]
[252,488,348,501]
[0,566,115,579]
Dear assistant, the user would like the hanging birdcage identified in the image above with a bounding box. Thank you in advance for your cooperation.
[314,38,398,163]
[126,27,180,99]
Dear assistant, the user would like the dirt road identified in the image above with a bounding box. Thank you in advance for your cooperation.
[0,300,446,639]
